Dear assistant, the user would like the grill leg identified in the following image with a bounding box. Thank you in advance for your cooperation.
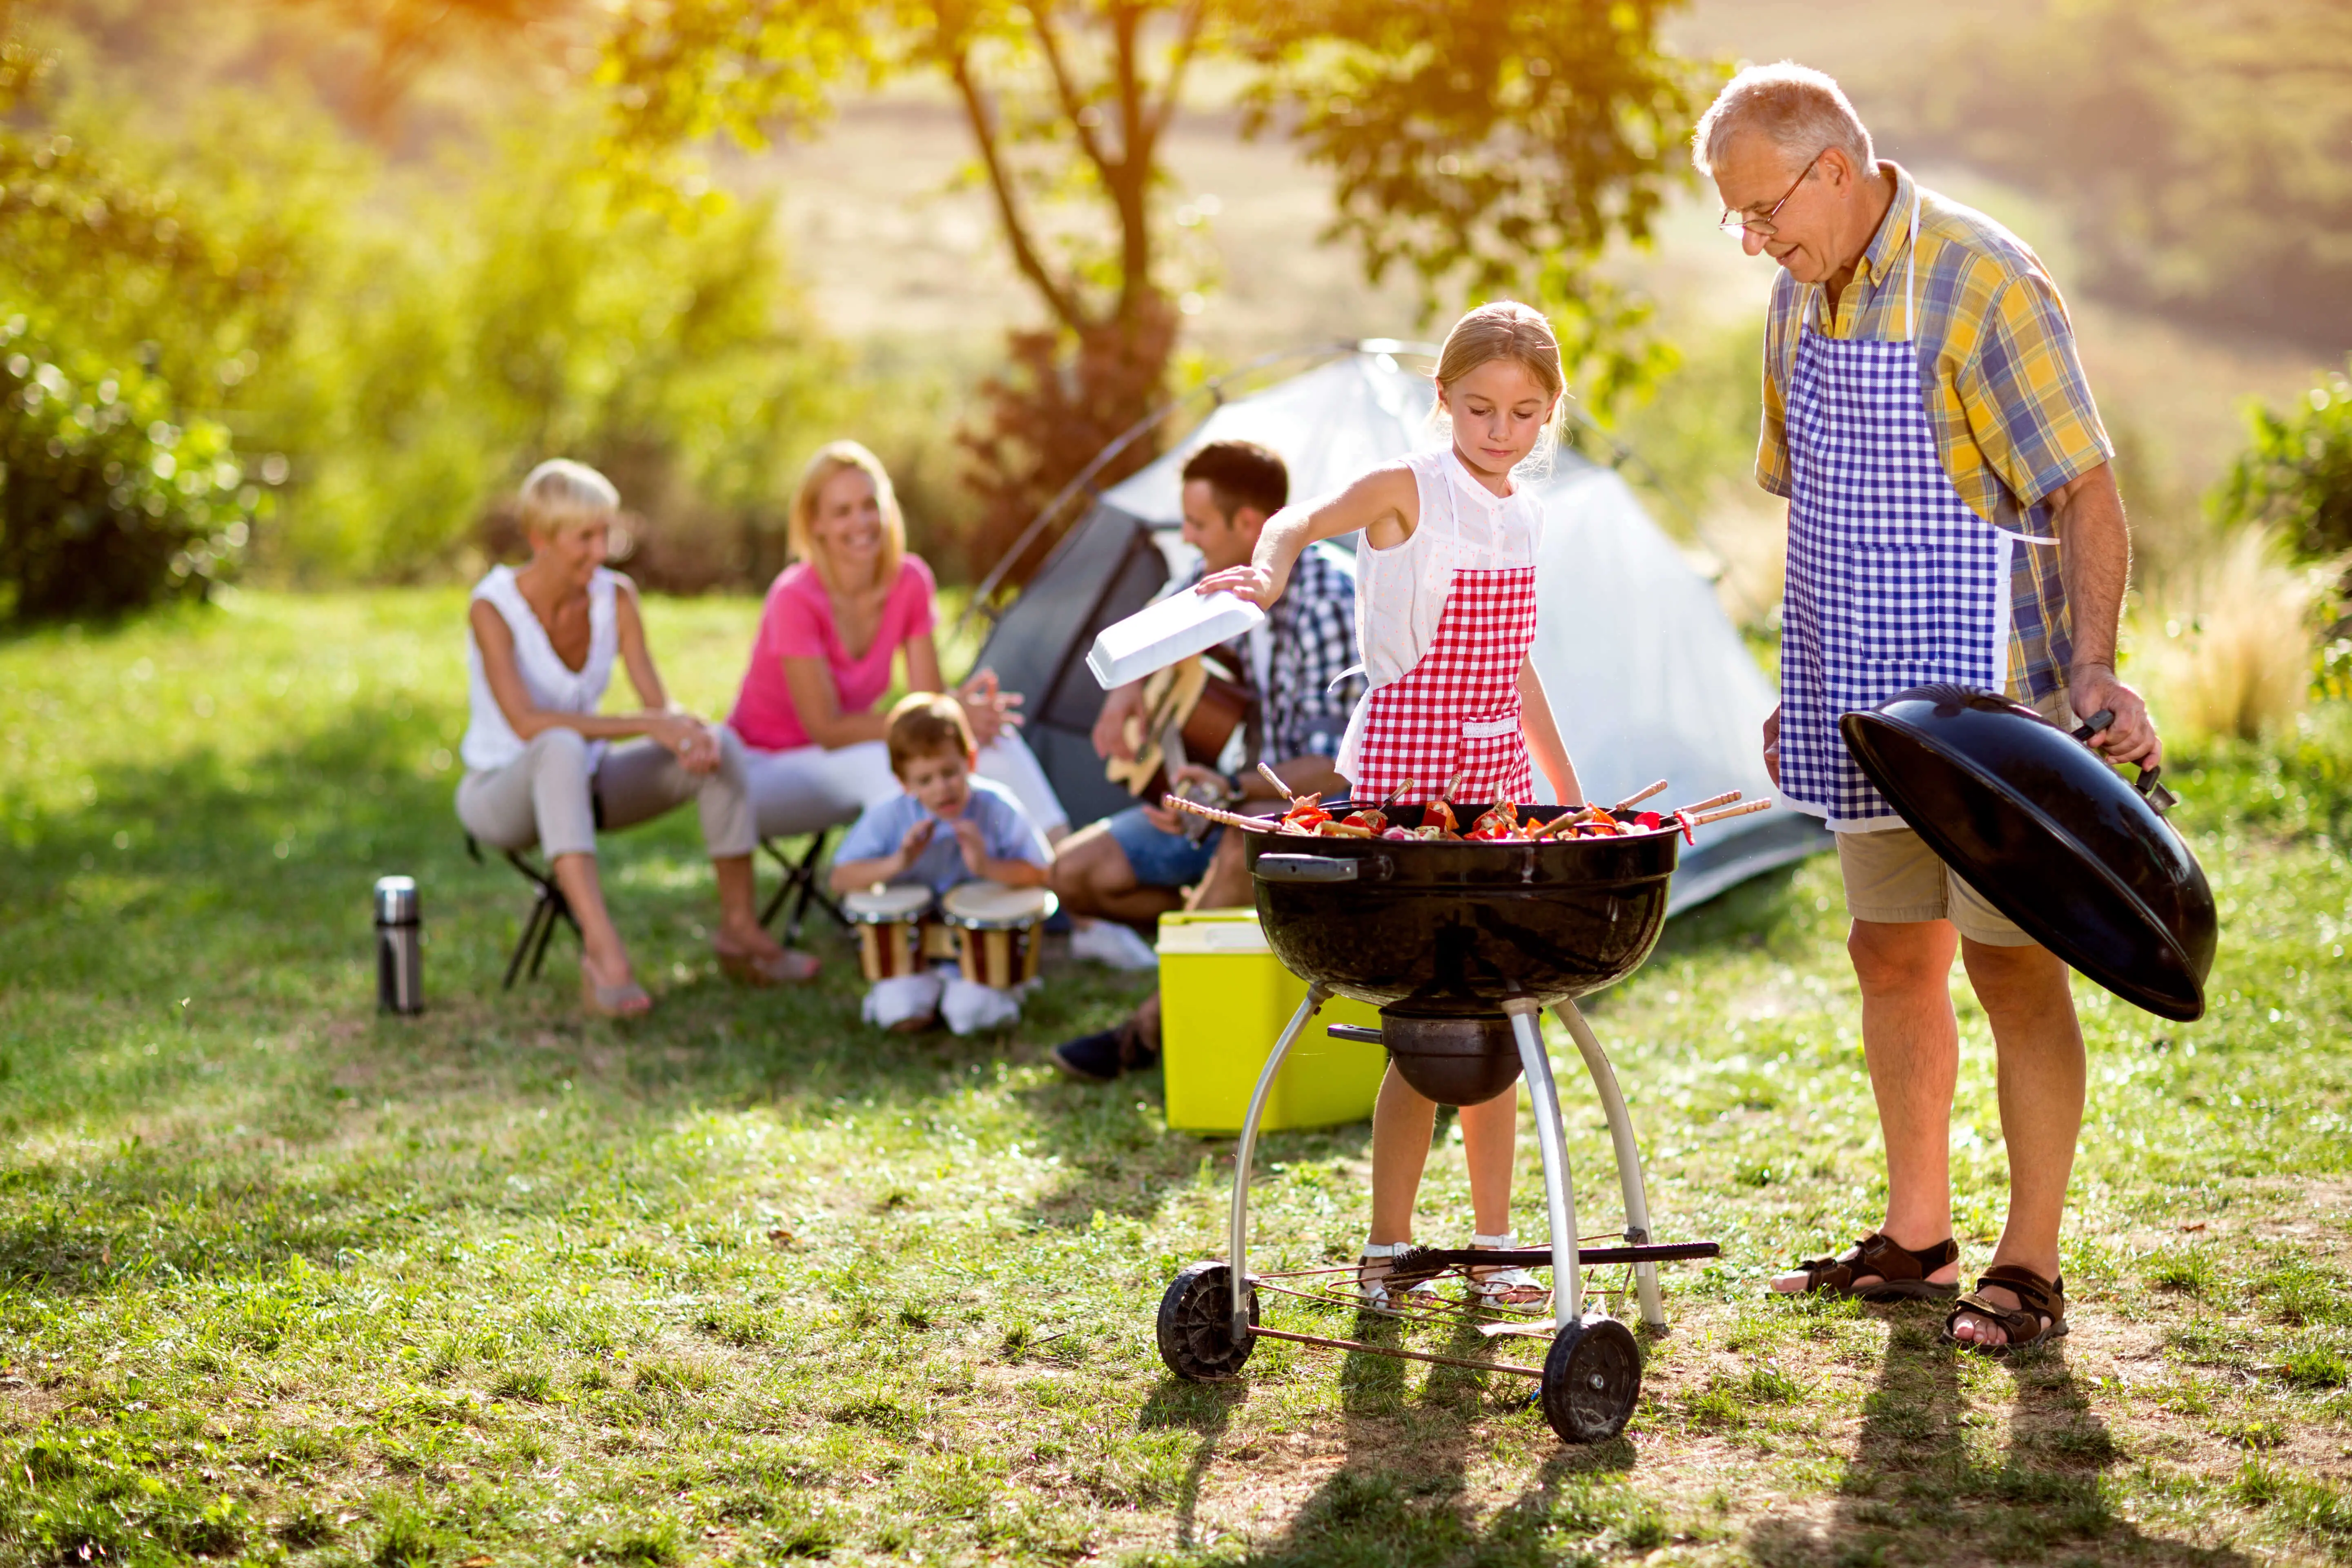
[1228,987,1327,1344]
[1504,997,1581,1331]
[1555,999,1664,1327]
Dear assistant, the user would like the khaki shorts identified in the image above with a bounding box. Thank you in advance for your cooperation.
[1833,827,2037,946]
[1832,686,2075,947]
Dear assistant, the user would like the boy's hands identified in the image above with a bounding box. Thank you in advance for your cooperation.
[893,818,936,875]
[952,816,988,875]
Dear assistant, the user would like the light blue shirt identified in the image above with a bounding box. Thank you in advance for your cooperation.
[835,776,1051,895]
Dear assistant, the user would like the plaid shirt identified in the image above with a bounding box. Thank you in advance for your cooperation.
[1757,163,2114,703]
[1176,541,1363,766]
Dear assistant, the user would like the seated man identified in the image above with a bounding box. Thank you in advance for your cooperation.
[1049,439,1362,1081]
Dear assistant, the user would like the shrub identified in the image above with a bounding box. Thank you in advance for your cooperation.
[2214,361,2352,563]
[0,313,260,619]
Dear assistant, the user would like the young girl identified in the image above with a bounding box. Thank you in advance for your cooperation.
[1198,301,1585,1312]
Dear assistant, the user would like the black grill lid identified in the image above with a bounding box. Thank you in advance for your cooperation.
[1839,684,2216,1022]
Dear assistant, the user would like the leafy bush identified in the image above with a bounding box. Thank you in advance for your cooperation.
[2213,361,2352,563]
[0,313,259,619]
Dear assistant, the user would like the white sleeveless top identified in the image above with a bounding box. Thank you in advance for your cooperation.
[460,565,624,773]
[1336,447,1545,781]
[1351,446,1543,687]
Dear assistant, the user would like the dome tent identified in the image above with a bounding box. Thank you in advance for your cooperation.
[969,344,1826,915]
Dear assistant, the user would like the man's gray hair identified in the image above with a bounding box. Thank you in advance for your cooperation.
[1690,62,1874,178]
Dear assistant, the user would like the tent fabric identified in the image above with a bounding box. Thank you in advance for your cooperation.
[970,348,1827,913]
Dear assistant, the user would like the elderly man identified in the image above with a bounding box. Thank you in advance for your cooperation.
[1692,64,2160,1352]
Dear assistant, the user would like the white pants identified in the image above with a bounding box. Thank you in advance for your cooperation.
[455,728,758,861]
[734,729,1069,840]
[864,965,1031,1035]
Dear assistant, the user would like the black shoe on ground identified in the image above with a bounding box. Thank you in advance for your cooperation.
[1050,1026,1160,1083]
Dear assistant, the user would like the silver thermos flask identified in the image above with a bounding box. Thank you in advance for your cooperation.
[374,875,423,1014]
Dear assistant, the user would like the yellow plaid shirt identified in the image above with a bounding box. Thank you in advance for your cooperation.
[1757,162,2114,703]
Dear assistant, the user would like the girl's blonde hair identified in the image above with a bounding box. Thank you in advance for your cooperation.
[1433,301,1568,474]
[519,458,620,539]
[1434,301,1566,407]
[789,440,905,592]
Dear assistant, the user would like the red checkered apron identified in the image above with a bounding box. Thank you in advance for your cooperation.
[1349,564,1538,805]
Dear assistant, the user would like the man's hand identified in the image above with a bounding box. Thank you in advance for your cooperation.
[1762,704,1782,788]
[957,669,1022,749]
[1142,763,1229,834]
[1091,682,1146,762]
[2068,664,2162,769]
[951,816,988,875]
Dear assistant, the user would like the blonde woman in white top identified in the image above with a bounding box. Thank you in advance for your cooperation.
[457,460,820,1016]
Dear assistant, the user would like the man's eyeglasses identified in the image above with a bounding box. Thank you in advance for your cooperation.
[1717,149,1824,240]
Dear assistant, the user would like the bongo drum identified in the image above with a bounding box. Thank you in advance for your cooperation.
[843,884,936,982]
[940,884,1056,991]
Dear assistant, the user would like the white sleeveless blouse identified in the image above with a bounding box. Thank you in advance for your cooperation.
[1336,447,1545,780]
[460,565,623,773]
[1351,447,1544,688]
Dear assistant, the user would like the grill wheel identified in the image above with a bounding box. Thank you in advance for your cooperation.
[1539,1316,1642,1443]
[1156,1261,1258,1381]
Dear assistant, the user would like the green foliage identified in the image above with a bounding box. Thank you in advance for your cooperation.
[1895,0,2352,344]
[603,0,1708,581]
[2213,360,2352,564]
[0,312,258,619]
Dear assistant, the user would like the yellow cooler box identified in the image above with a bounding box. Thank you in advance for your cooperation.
[1158,909,1388,1134]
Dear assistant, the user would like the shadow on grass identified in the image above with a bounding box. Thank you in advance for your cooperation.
[1231,1307,1646,1566]
[0,707,1159,1283]
[1747,1312,2250,1567]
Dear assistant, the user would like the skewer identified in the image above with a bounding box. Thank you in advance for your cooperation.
[1671,788,1742,815]
[1162,794,1280,833]
[1684,798,1772,827]
[1258,762,1298,803]
[1375,777,1419,811]
[1611,779,1668,812]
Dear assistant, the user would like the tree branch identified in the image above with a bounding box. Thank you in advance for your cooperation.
[1031,6,1114,178]
[1140,0,1207,158]
[948,47,1085,332]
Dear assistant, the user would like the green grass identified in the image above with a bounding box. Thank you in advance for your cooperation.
[0,589,2348,1566]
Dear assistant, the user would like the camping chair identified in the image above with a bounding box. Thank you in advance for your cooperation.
[757,823,851,944]
[466,835,581,989]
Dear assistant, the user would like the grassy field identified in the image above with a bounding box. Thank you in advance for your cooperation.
[1,590,2348,1566]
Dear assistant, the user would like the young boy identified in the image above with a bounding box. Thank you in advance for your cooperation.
[830,693,1054,1033]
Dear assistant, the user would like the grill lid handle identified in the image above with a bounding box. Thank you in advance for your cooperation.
[1254,854,1391,884]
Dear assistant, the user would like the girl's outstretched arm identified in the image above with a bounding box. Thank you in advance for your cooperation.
[1196,463,1418,609]
[1519,657,1582,806]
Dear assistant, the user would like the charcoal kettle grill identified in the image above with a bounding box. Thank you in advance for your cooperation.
[1155,800,1733,1444]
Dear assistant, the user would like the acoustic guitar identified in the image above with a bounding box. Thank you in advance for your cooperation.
[1104,653,1252,805]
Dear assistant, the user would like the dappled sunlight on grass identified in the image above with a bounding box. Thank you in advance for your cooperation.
[0,591,2346,1564]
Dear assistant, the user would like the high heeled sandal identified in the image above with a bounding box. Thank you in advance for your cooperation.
[716,943,821,986]
[1356,1242,1443,1316]
[581,968,652,1018]
[1466,1232,1550,1314]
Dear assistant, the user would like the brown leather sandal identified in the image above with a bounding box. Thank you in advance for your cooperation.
[1780,1232,1960,1301]
[1942,1264,2067,1354]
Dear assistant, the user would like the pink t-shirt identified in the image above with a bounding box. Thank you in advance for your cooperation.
[727,556,938,751]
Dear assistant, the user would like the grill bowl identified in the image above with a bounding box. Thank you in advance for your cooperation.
[1246,802,1679,1013]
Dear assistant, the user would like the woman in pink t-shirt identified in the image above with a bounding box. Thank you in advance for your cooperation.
[726,441,1067,840]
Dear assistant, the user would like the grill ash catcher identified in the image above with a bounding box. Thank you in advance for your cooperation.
[1156,794,1757,1444]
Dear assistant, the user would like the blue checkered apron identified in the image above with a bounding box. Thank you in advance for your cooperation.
[1779,195,2056,831]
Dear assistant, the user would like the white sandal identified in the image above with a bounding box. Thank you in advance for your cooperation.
[1466,1232,1550,1314]
[1356,1241,1443,1316]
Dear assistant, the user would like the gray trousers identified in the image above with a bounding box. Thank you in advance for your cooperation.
[454,727,758,862]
